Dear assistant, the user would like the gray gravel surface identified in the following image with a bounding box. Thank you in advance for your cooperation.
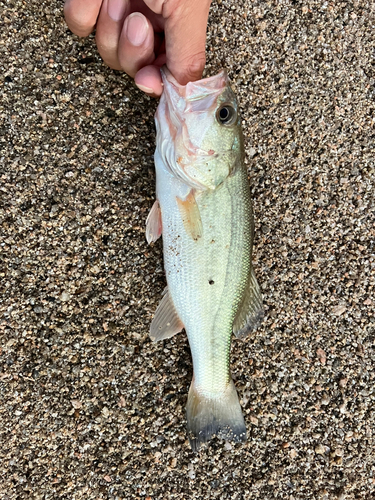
[1,0,374,498]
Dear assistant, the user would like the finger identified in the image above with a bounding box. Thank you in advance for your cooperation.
[64,0,103,37]
[164,0,212,84]
[133,38,165,96]
[135,65,164,96]
[96,0,131,70]
[118,12,155,78]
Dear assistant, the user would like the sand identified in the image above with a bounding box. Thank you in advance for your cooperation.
[0,0,374,498]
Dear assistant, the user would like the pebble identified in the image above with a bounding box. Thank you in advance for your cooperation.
[315,444,329,455]
[332,304,347,316]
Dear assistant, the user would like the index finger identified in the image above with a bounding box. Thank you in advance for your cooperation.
[163,0,212,85]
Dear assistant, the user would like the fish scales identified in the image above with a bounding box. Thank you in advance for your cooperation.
[146,67,263,451]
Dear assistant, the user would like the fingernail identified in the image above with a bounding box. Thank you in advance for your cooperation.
[108,0,126,22]
[136,83,154,94]
[125,13,148,46]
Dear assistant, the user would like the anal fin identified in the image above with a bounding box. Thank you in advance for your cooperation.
[150,288,184,342]
[233,266,264,338]
[146,200,162,244]
[176,190,202,241]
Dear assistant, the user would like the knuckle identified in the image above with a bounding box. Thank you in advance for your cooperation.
[181,52,206,82]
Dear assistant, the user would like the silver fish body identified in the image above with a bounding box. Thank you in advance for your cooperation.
[146,68,263,451]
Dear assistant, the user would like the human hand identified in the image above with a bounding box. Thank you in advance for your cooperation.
[64,0,212,96]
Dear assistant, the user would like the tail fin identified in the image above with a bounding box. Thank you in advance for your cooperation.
[186,378,246,452]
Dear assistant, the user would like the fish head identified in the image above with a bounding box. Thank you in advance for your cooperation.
[155,67,243,190]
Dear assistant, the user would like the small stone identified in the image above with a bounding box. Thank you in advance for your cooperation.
[290,449,298,458]
[321,394,330,405]
[339,378,348,388]
[332,304,346,316]
[187,463,195,480]
[249,147,256,157]
[315,444,329,455]
[339,403,347,414]
[345,432,353,441]
[316,348,327,365]
[60,292,70,302]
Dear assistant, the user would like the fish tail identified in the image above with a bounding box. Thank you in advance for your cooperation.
[186,377,246,452]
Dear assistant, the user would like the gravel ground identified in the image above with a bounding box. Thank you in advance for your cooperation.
[1,0,374,498]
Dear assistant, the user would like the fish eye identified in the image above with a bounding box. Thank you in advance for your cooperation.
[216,104,237,126]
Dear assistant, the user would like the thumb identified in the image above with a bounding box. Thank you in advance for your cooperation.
[164,0,212,85]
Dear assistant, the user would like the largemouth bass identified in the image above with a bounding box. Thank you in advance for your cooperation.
[146,68,263,451]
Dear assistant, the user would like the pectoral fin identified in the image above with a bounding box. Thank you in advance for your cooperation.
[146,200,162,244]
[233,266,264,338]
[150,288,184,342]
[176,191,202,241]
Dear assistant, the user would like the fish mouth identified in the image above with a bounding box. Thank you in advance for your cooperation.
[160,66,229,107]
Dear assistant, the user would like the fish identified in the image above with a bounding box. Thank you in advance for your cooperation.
[146,67,264,451]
